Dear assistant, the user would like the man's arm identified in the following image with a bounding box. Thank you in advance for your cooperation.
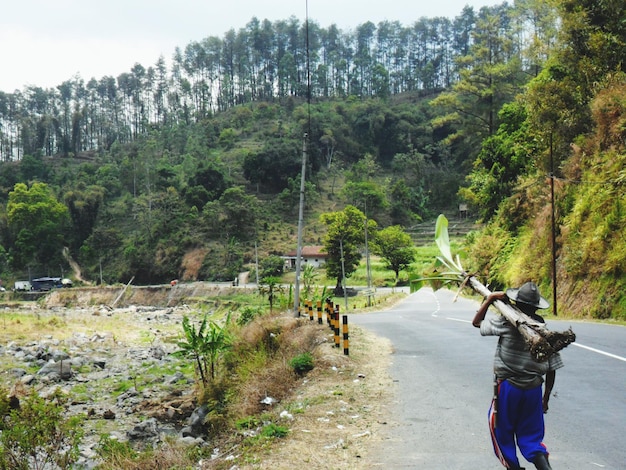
[543,370,556,413]
[472,291,507,328]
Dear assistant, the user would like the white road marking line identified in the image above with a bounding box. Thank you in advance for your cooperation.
[429,290,441,317]
[447,317,471,323]
[572,343,626,362]
[440,318,626,363]
[433,315,626,362]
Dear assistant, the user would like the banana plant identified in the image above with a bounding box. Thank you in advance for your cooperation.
[173,313,232,385]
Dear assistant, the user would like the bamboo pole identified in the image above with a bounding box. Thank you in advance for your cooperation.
[111,276,134,309]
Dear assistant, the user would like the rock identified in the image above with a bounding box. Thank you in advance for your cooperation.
[0,303,213,463]
[150,345,166,360]
[260,396,276,405]
[37,360,72,380]
[179,436,205,446]
[182,405,209,438]
[52,349,70,361]
[165,371,185,384]
[127,418,158,440]
[19,374,35,385]
[10,368,27,377]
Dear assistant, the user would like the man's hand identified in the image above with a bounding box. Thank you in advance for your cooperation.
[490,292,508,302]
[543,370,556,414]
[472,291,507,327]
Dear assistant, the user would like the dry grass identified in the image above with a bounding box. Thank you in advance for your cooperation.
[202,311,396,469]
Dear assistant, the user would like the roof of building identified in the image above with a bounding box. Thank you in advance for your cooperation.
[284,245,327,258]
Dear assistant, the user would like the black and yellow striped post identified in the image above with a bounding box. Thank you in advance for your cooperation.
[316,300,323,324]
[325,298,332,328]
[334,304,341,348]
[308,300,314,321]
[342,315,349,355]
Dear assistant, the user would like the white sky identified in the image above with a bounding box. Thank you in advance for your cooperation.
[0,0,506,93]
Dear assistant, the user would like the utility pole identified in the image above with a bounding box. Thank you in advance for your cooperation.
[293,134,307,317]
[340,238,348,311]
[550,132,558,316]
[255,241,259,286]
[364,216,371,306]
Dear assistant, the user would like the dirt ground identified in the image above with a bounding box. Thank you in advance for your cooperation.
[226,324,396,469]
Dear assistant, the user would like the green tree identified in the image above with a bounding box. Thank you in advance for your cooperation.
[301,264,320,299]
[320,205,376,293]
[460,101,536,221]
[259,276,284,313]
[203,315,232,381]
[371,225,416,285]
[431,3,523,157]
[215,187,259,242]
[259,255,284,279]
[342,180,388,221]
[183,163,228,209]
[524,0,626,174]
[63,184,105,250]
[242,138,302,192]
[7,182,70,270]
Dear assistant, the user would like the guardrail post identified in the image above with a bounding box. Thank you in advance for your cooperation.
[342,315,349,355]
[325,298,332,327]
[316,300,323,324]
[334,304,340,348]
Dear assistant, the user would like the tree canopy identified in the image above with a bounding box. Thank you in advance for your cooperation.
[7,182,69,270]
[371,225,416,285]
[320,205,376,293]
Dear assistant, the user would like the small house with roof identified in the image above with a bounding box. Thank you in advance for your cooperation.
[282,245,327,270]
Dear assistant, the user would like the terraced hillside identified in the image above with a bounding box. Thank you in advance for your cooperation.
[407,213,480,246]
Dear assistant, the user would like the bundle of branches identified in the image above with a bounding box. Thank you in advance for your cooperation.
[415,215,575,363]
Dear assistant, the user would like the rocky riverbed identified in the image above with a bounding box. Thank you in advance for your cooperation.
[0,285,400,469]
[0,298,214,468]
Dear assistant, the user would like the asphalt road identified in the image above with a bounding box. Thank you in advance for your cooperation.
[351,288,626,470]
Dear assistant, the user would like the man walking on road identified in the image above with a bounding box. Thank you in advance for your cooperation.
[472,281,563,470]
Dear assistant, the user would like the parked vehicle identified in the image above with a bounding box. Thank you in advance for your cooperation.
[14,281,32,291]
[31,277,63,292]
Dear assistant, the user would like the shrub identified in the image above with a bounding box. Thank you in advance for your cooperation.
[237,306,265,326]
[289,352,314,375]
[0,389,84,470]
[260,423,289,439]
[95,434,138,464]
[236,415,262,430]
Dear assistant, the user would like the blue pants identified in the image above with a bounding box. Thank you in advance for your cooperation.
[488,380,548,468]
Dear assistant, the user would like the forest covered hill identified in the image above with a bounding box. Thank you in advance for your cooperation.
[0,0,623,319]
